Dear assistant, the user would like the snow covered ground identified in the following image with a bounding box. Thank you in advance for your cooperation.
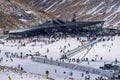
[0,35,120,80]
[0,66,47,80]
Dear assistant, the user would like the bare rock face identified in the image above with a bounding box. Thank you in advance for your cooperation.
[0,0,49,30]
[0,0,120,30]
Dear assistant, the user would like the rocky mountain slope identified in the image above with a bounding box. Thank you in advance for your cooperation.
[0,0,120,31]
[0,0,49,30]
[26,0,120,28]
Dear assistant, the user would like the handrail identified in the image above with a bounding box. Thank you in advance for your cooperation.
[62,38,102,58]
[32,57,113,78]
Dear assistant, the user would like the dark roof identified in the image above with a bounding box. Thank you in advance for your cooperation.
[9,19,104,34]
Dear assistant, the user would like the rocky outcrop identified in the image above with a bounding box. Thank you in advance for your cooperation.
[1,0,120,31]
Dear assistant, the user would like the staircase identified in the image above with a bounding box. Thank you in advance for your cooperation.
[61,38,102,59]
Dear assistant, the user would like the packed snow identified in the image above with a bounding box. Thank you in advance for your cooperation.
[87,2,104,14]
[25,10,34,14]
[0,35,120,80]
[45,2,58,12]
[19,19,27,22]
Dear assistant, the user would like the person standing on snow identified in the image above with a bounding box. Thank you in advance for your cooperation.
[45,70,49,79]
[8,76,12,80]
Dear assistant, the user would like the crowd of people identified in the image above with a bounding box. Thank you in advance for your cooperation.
[6,35,61,46]
[6,33,96,47]
[1,34,116,64]
[0,33,118,80]
[53,68,108,80]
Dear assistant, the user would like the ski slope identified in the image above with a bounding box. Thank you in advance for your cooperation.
[0,35,120,80]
